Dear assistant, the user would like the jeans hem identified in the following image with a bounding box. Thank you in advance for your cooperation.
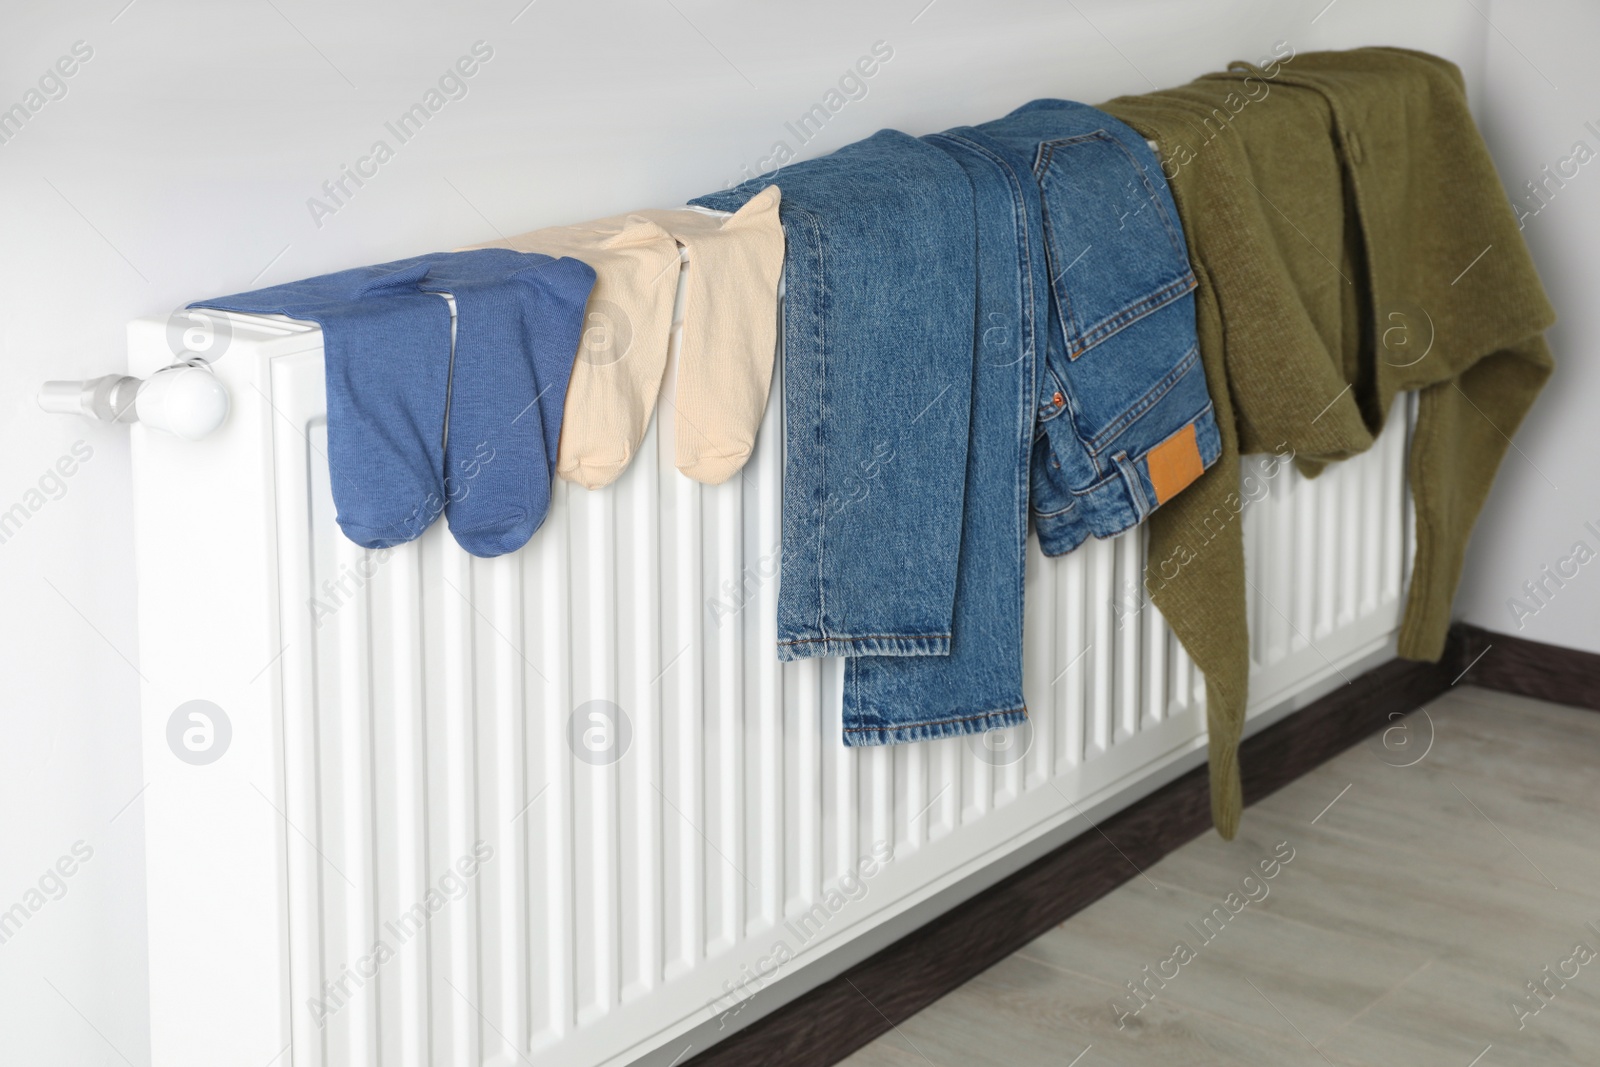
[776,632,953,661]
[841,706,1027,747]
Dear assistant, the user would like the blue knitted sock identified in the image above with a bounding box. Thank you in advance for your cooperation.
[421,250,596,557]
[192,258,453,549]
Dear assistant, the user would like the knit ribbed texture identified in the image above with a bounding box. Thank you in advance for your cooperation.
[634,187,785,484]
[465,217,681,489]
[1102,47,1555,838]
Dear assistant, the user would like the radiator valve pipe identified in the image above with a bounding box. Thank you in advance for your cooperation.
[38,365,230,441]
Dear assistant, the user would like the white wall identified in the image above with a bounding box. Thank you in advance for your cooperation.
[0,2,1486,1062]
[1454,0,1600,656]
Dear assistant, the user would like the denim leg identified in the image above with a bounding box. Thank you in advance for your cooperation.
[692,131,976,662]
[841,131,1040,745]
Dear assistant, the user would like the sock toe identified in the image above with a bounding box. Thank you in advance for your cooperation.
[678,446,753,486]
[338,507,438,549]
[449,508,538,558]
[557,443,634,489]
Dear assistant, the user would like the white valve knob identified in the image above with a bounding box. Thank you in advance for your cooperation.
[134,365,230,440]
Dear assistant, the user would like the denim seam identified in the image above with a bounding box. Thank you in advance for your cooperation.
[1032,497,1080,520]
[1031,398,1217,516]
[842,705,1026,735]
[1030,138,1087,359]
[1053,365,1092,452]
[1034,130,1105,167]
[1084,341,1202,453]
[935,129,1041,485]
[779,632,952,647]
[1008,150,1041,616]
[1043,356,1091,457]
[939,132,1057,449]
[842,708,1028,747]
[788,204,830,641]
[1067,272,1197,360]
[953,134,1043,644]
[1114,450,1152,516]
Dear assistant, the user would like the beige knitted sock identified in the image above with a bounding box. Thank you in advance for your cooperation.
[636,186,784,484]
[463,216,681,489]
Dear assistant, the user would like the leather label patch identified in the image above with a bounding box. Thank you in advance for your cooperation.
[1147,422,1205,505]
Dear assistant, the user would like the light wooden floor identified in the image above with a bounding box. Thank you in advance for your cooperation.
[842,685,1600,1067]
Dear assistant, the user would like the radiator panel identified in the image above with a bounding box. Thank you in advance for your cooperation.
[131,311,1411,1067]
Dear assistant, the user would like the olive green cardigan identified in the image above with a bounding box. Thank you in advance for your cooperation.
[1101,47,1555,838]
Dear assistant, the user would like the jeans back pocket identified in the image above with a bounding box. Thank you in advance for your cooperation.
[1034,131,1194,360]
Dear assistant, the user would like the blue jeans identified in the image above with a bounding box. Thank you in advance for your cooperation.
[980,101,1219,555]
[693,131,977,662]
[693,105,1216,746]
[841,127,1043,744]
[846,102,1215,744]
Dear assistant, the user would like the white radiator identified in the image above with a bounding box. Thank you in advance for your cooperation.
[131,295,1411,1066]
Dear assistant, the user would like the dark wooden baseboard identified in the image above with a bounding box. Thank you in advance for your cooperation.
[684,649,1459,1067]
[1448,622,1600,712]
